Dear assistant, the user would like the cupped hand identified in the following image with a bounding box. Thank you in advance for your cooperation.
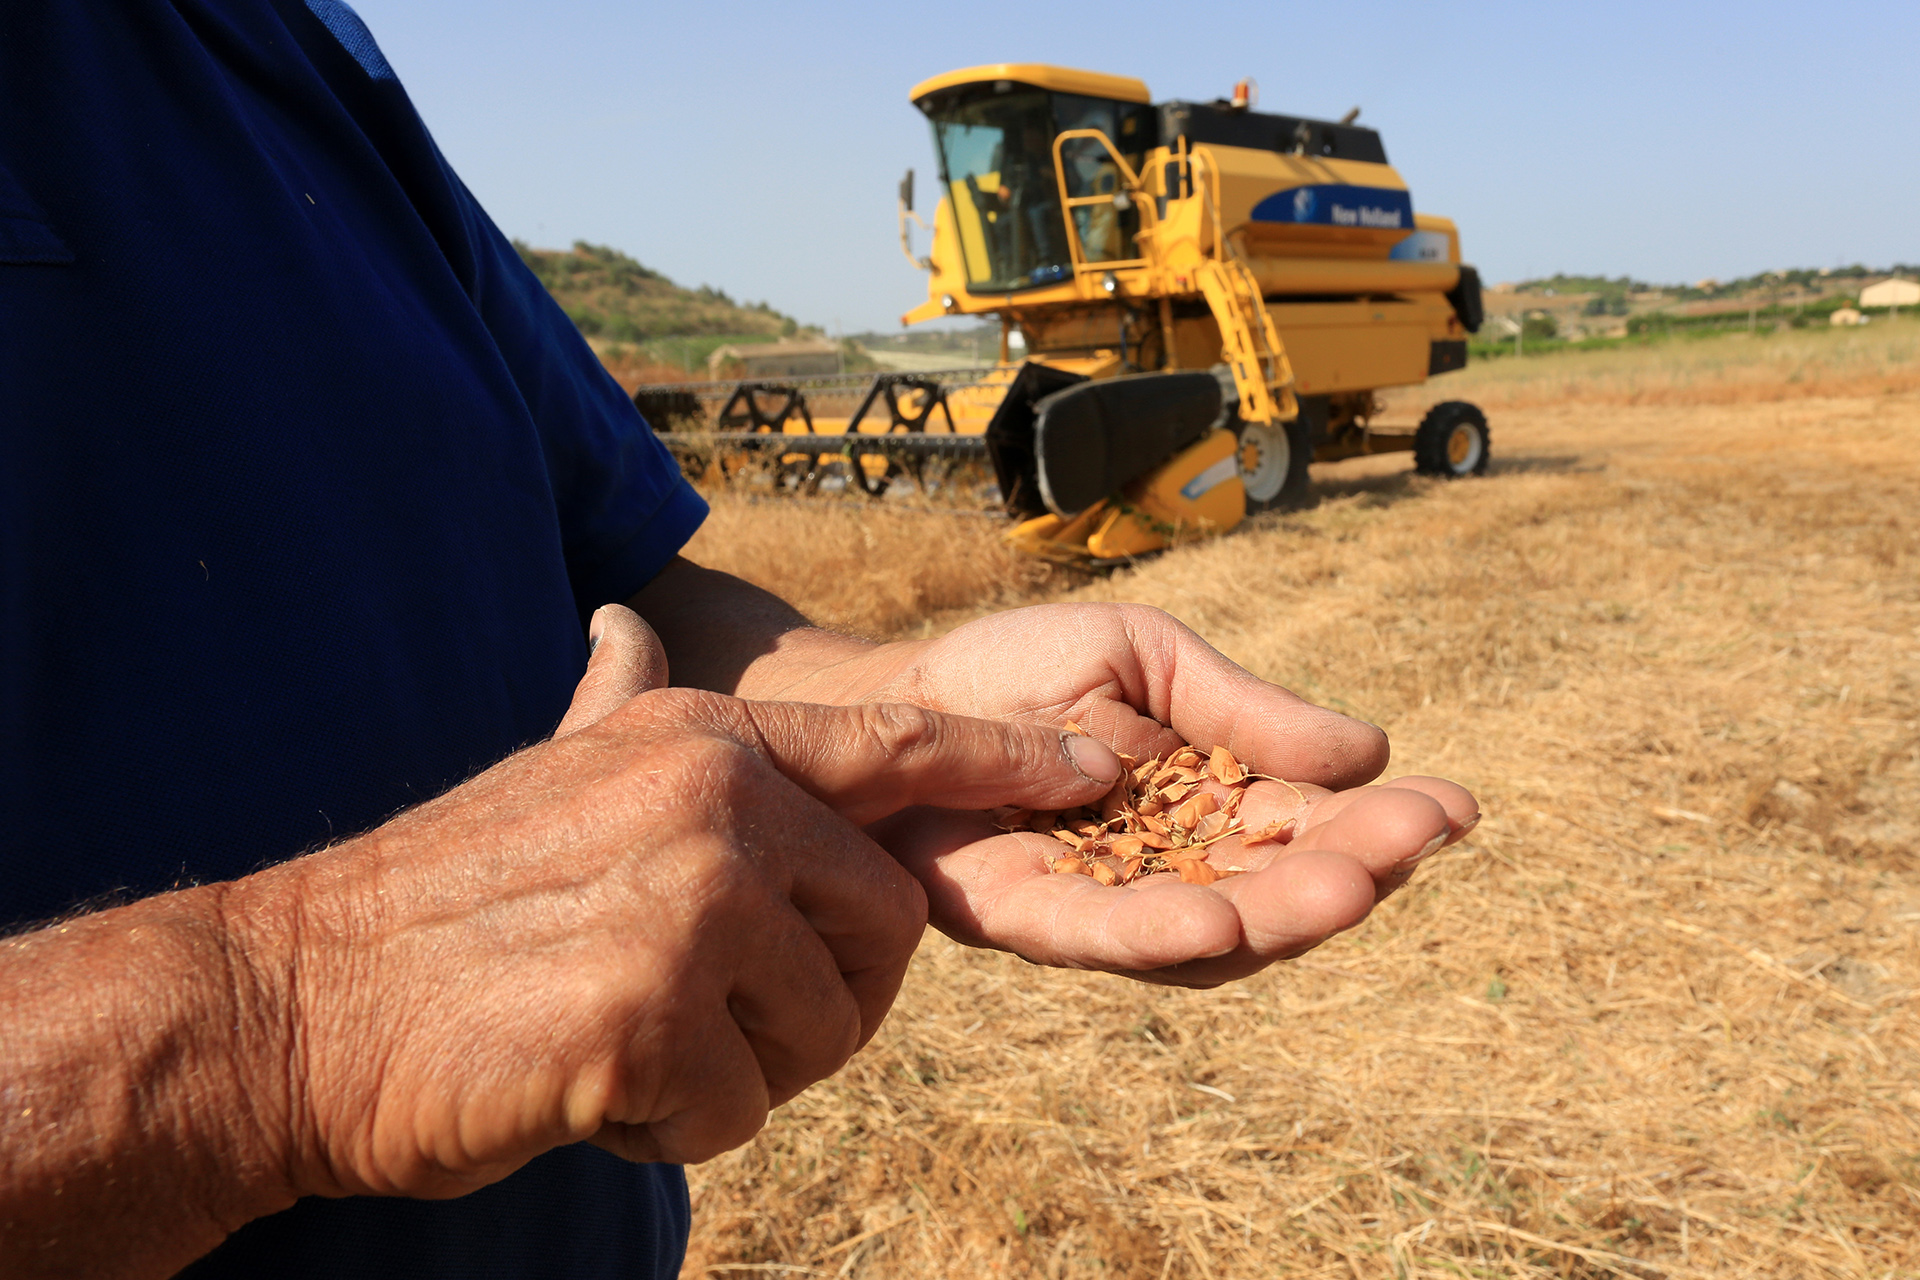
[221,607,1128,1201]
[854,603,1481,985]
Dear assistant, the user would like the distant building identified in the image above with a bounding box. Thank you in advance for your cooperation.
[1860,278,1920,309]
[706,340,840,379]
[1830,307,1867,327]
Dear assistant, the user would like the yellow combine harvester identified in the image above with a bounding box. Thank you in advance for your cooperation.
[642,63,1489,560]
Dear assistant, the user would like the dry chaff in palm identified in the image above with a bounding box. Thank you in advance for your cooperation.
[989,724,1303,887]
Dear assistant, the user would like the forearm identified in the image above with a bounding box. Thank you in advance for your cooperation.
[628,556,924,703]
[0,885,296,1278]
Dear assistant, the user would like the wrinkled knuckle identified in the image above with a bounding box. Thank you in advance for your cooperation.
[676,729,753,781]
[629,736,739,821]
[628,685,693,719]
[675,830,755,906]
[640,685,738,728]
[860,701,943,760]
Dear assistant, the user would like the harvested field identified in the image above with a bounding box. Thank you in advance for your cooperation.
[679,327,1920,1278]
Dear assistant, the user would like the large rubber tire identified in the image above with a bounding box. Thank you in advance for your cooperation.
[1237,415,1314,514]
[1414,401,1491,477]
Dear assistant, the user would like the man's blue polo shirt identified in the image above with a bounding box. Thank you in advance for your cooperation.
[1,1,705,1274]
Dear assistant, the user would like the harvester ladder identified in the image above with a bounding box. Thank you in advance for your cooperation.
[1196,258,1298,425]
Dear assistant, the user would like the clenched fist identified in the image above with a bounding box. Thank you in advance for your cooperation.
[225,606,1128,1196]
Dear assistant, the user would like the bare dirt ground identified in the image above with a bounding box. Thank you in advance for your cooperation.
[679,328,1920,1278]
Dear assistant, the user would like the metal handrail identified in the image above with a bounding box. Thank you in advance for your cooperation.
[1189,147,1228,265]
[1048,128,1151,277]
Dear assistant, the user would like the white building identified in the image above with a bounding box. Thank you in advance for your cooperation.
[1860,278,1920,309]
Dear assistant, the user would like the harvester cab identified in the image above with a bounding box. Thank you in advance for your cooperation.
[640,63,1489,562]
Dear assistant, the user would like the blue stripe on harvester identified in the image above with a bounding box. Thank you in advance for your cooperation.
[1251,184,1413,231]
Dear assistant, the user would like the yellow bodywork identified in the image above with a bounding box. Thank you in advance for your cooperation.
[889,64,1473,558]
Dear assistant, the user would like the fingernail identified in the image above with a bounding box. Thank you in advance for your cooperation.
[1062,732,1122,785]
[1395,830,1450,872]
[587,607,605,656]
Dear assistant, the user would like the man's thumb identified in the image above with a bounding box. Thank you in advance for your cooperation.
[556,604,670,737]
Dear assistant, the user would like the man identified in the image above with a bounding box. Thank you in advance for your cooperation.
[0,3,1477,1277]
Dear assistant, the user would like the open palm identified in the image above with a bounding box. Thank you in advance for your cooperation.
[859,603,1479,986]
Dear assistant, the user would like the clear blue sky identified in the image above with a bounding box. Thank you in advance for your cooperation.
[352,0,1919,333]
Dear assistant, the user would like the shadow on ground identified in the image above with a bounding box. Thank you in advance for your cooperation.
[1486,453,1589,476]
[1305,452,1590,509]
[1308,469,1420,508]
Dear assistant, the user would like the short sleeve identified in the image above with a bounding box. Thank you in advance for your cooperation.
[450,183,708,616]
[296,0,707,618]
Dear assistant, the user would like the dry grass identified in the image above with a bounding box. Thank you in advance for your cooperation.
[679,334,1920,1278]
[594,343,698,394]
[683,496,1089,641]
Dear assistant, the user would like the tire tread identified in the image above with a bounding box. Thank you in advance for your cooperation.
[1414,401,1491,477]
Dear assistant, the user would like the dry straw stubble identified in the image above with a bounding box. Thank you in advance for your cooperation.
[684,323,1920,1278]
[683,494,1083,642]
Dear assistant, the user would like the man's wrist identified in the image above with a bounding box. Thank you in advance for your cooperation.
[629,557,936,705]
[0,882,304,1275]
[734,629,928,705]
[209,870,318,1207]
[119,882,306,1229]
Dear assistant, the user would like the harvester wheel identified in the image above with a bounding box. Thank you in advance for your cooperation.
[1414,401,1491,477]
[1236,416,1312,514]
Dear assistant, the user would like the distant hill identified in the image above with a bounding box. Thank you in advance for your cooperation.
[512,240,813,345]
[1511,263,1919,305]
[1472,260,1920,358]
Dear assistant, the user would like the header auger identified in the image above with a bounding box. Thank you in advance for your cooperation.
[641,63,1489,560]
